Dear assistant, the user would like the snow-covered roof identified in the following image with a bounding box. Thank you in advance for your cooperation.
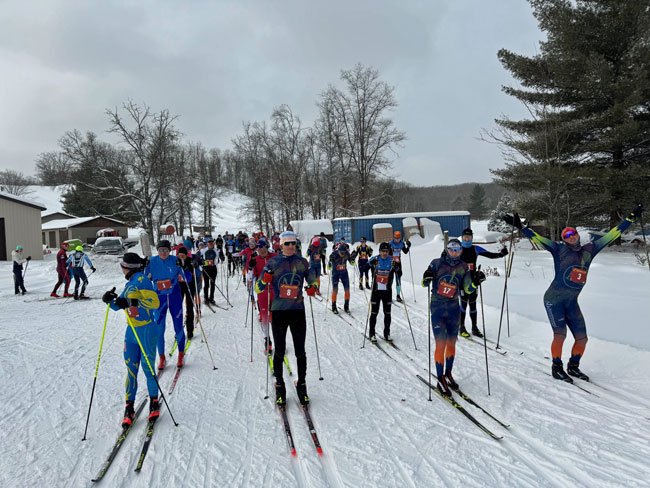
[334,211,469,221]
[0,190,46,210]
[372,223,392,229]
[42,215,125,230]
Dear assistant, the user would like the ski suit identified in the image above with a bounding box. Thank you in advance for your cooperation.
[521,217,633,366]
[52,248,70,295]
[255,254,318,385]
[201,246,222,303]
[251,251,278,338]
[352,244,373,287]
[306,243,322,288]
[178,255,196,338]
[225,237,236,275]
[318,237,328,274]
[423,255,476,377]
[389,239,410,297]
[368,255,395,338]
[111,271,161,401]
[12,250,27,294]
[328,250,353,308]
[459,245,504,330]
[67,251,94,295]
[145,255,185,356]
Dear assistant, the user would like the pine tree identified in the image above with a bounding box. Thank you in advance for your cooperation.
[488,195,516,233]
[467,184,487,219]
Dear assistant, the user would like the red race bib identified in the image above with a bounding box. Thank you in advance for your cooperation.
[376,273,389,285]
[204,259,214,266]
[157,279,172,291]
[437,281,456,298]
[127,306,139,318]
[569,268,587,284]
[467,263,475,271]
[314,254,321,261]
[336,264,346,271]
[279,284,299,299]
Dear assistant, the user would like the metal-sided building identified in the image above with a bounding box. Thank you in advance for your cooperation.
[0,191,47,261]
[42,216,128,248]
[333,211,470,243]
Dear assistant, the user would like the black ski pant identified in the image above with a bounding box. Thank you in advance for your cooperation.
[13,270,26,294]
[369,289,392,337]
[227,254,236,275]
[180,281,195,337]
[203,266,217,302]
[320,254,327,273]
[460,290,478,329]
[271,309,307,384]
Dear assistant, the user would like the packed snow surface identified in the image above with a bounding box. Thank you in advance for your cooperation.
[2,219,650,488]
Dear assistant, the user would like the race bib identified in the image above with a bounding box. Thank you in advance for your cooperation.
[360,251,367,259]
[437,281,456,298]
[227,246,233,253]
[376,273,389,285]
[467,263,474,271]
[336,264,346,271]
[569,268,587,284]
[157,279,173,291]
[127,306,139,318]
[204,259,214,266]
[279,284,299,299]
[314,254,321,261]
[392,252,401,263]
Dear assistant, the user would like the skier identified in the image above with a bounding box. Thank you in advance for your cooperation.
[367,242,396,342]
[271,232,281,253]
[504,204,643,382]
[225,233,237,276]
[51,242,73,297]
[67,245,96,299]
[389,231,411,302]
[318,232,328,275]
[176,246,196,340]
[102,252,162,427]
[144,239,186,370]
[255,231,318,406]
[248,237,278,353]
[327,242,355,314]
[201,237,223,305]
[457,228,508,338]
[422,238,485,397]
[240,237,257,285]
[305,236,323,294]
[11,245,30,295]
[352,237,374,290]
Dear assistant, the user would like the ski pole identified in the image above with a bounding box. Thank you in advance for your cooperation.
[640,212,650,273]
[249,284,255,362]
[324,271,332,311]
[308,295,324,380]
[22,260,29,281]
[408,250,416,302]
[496,222,516,349]
[124,311,179,426]
[210,272,233,307]
[401,296,418,350]
[191,269,218,370]
[478,267,491,396]
[427,282,432,402]
[264,287,271,399]
[361,276,374,349]
[81,299,112,441]
[244,282,250,328]
[359,263,369,304]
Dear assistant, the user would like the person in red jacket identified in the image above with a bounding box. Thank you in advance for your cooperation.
[51,242,73,297]
[248,238,278,353]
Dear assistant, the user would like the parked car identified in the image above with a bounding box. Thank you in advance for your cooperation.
[92,237,125,255]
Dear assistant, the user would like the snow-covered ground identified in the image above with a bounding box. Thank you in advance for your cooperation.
[2,215,650,487]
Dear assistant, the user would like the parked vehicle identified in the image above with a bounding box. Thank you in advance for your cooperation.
[92,237,125,255]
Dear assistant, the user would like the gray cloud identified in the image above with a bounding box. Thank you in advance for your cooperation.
[0,0,541,186]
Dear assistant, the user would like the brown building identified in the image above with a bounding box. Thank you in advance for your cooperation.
[42,216,129,248]
[0,191,47,261]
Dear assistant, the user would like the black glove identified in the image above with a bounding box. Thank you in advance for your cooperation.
[114,297,130,309]
[102,288,117,304]
[629,203,645,220]
[249,256,257,268]
[472,271,486,286]
[26,256,32,261]
[503,212,523,230]
[391,260,399,269]
[406,240,411,247]
[500,247,508,257]
[91,267,96,272]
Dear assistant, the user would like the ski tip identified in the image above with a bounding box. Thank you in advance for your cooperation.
[290,449,298,458]
[317,447,324,456]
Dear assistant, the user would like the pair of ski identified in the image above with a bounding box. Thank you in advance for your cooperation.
[277,382,323,457]
[268,354,293,375]
[460,334,507,356]
[416,374,508,441]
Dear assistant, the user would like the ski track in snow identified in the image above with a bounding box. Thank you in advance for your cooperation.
[2,236,650,488]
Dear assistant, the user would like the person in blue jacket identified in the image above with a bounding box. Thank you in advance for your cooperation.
[225,234,237,276]
[144,239,186,370]
[66,245,96,299]
[389,231,411,302]
[102,252,161,427]
[328,242,355,314]
[422,239,484,397]
[504,204,643,382]
[255,231,319,407]
[367,242,396,342]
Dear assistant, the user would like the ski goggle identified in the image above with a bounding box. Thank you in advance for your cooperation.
[157,247,170,253]
[562,228,578,239]
[446,244,462,253]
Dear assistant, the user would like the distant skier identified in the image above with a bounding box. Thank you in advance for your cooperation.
[67,245,96,299]
[201,237,223,305]
[255,231,318,406]
[102,252,162,427]
[504,204,643,382]
[389,231,411,302]
[328,242,355,314]
[352,236,374,290]
[367,242,396,342]
[176,246,196,340]
[458,228,508,338]
[11,245,30,295]
[306,236,323,294]
[51,242,73,297]
[422,238,484,397]
[248,238,278,353]
[318,232,328,275]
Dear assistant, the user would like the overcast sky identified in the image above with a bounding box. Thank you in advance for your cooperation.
[0,0,542,186]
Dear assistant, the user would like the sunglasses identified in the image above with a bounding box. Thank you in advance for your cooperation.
[447,246,462,253]
[158,248,170,252]
[283,241,297,246]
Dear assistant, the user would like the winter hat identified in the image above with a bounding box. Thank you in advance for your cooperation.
[75,245,83,252]
[183,239,192,249]
[157,239,171,250]
[379,242,390,252]
[16,245,23,251]
[311,236,321,247]
[198,241,206,248]
[446,238,462,252]
[177,246,188,255]
[280,231,297,245]
[257,238,270,248]
[462,228,473,236]
[394,231,402,239]
[121,252,146,269]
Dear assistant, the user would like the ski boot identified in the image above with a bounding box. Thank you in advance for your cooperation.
[264,337,273,355]
[275,381,287,407]
[122,401,135,429]
[384,332,392,342]
[436,375,452,397]
[471,326,483,338]
[148,397,160,422]
[63,292,73,297]
[177,351,184,368]
[369,333,377,344]
[567,362,589,381]
[365,281,371,290]
[344,302,350,313]
[359,282,364,291]
[158,353,166,371]
[331,302,339,314]
[50,292,60,298]
[459,325,470,338]
[552,362,573,383]
[395,295,403,303]
[444,370,459,391]
[74,292,79,300]
[296,381,310,406]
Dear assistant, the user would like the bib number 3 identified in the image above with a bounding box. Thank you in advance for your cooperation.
[569,268,587,284]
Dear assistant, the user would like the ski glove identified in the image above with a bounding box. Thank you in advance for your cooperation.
[349,259,355,266]
[391,260,399,269]
[102,289,118,304]
[26,256,32,261]
[629,203,645,220]
[91,267,96,272]
[406,240,411,247]
[421,277,433,287]
[500,247,509,257]
[114,297,138,309]
[262,272,273,284]
[503,212,523,230]
[248,256,256,268]
[305,285,317,297]
[472,271,487,286]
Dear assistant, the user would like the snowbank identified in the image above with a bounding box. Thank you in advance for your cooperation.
[289,219,333,244]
